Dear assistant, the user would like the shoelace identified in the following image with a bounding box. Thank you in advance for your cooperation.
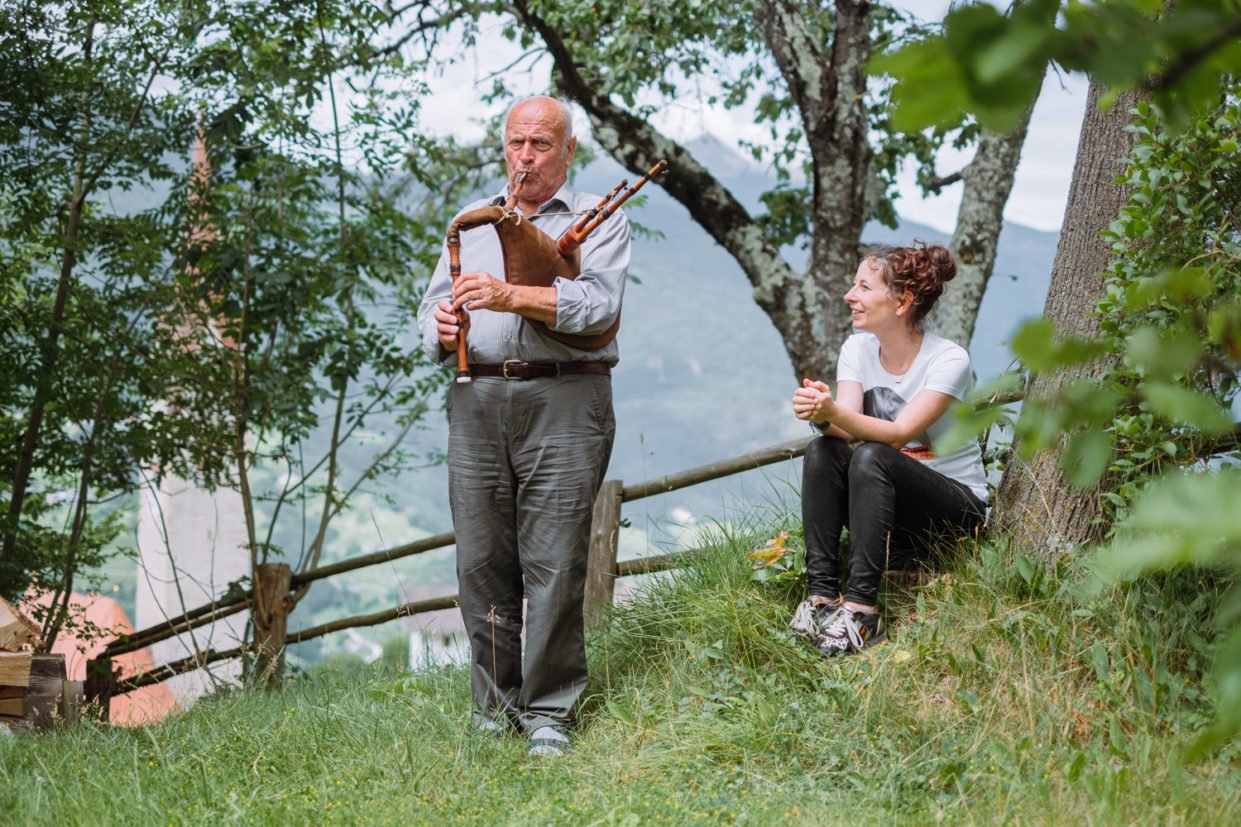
[789,600,816,634]
[821,610,866,650]
[790,598,843,635]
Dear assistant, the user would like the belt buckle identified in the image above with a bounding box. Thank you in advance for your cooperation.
[502,359,524,380]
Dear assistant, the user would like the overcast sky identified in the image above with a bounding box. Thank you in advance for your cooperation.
[417,2,1089,234]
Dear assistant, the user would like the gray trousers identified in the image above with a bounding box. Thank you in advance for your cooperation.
[447,374,615,732]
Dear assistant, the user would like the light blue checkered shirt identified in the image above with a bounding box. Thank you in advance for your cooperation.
[417,181,631,366]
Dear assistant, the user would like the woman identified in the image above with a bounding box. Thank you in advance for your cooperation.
[789,243,988,656]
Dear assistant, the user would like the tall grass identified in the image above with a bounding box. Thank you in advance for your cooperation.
[1,511,1238,825]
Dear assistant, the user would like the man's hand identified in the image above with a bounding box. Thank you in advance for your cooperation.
[452,271,513,313]
[451,270,559,326]
[434,300,465,351]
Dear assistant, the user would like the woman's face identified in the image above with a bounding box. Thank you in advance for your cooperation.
[844,258,910,333]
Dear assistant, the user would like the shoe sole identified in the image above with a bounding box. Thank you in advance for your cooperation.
[817,629,888,657]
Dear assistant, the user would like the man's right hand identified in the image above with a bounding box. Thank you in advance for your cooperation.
[435,300,464,351]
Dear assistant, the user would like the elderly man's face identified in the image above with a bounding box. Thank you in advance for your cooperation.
[504,99,576,208]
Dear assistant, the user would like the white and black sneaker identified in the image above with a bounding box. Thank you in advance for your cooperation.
[815,608,886,656]
[789,596,843,638]
[528,725,571,758]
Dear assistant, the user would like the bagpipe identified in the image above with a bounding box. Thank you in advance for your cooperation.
[446,159,668,383]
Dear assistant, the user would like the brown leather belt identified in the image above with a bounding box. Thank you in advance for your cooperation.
[468,360,612,380]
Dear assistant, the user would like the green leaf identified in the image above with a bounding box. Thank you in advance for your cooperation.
[1141,382,1234,435]
[1091,641,1111,682]
[1010,319,1057,371]
[1128,268,1215,307]
[973,13,1051,85]
[936,401,1011,456]
[869,39,968,131]
[606,699,635,725]
[1095,470,1241,577]
[1059,428,1114,488]
[1125,326,1203,378]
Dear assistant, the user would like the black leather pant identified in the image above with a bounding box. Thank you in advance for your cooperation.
[802,437,986,605]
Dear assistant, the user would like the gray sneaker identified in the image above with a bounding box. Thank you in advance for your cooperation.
[789,596,843,638]
[815,608,886,656]
[471,713,512,738]
[527,725,570,758]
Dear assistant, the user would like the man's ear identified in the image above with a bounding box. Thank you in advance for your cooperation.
[566,135,577,165]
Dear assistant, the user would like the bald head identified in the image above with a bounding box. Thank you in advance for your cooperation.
[505,96,574,146]
[503,96,577,214]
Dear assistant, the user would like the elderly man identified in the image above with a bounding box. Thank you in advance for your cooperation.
[416,96,630,757]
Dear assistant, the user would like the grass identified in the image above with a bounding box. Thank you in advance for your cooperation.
[2,511,1239,826]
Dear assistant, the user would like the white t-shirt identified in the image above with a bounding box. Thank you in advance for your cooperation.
[836,332,988,501]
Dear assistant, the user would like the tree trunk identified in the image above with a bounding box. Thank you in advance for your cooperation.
[3,20,96,562]
[508,0,1024,386]
[927,104,1037,347]
[992,82,1147,555]
[252,563,291,685]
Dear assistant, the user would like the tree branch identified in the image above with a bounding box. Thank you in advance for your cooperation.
[509,0,798,315]
[923,170,963,193]
[1150,14,1241,95]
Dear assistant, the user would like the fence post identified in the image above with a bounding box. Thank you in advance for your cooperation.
[84,656,117,722]
[585,479,623,623]
[253,563,292,685]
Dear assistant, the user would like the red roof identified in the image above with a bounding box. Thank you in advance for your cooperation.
[25,590,178,725]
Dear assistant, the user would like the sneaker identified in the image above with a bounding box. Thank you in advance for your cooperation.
[527,725,570,758]
[789,596,843,638]
[472,714,510,738]
[815,608,886,656]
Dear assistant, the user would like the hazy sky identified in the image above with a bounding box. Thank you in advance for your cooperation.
[418,2,1089,234]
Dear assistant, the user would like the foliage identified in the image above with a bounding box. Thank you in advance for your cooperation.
[0,0,204,624]
[160,0,455,582]
[903,24,1241,754]
[979,95,1239,515]
[874,0,1241,133]
[1,525,1238,823]
[0,0,460,650]
[494,0,948,234]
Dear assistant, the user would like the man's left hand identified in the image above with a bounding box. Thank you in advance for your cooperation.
[452,272,513,313]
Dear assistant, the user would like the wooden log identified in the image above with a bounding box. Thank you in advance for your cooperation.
[0,596,41,652]
[585,480,623,623]
[61,680,83,724]
[621,437,812,503]
[253,563,292,685]
[84,657,119,723]
[0,651,33,687]
[22,654,66,731]
[104,595,251,658]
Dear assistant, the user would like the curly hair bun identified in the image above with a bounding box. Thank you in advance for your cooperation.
[865,241,957,328]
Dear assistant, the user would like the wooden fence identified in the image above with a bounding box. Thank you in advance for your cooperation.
[86,435,817,715]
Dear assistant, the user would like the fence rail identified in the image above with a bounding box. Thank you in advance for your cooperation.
[94,435,817,705]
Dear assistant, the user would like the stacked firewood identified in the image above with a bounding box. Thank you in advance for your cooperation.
[0,596,80,732]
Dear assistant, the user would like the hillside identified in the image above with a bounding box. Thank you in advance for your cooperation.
[3,529,1235,825]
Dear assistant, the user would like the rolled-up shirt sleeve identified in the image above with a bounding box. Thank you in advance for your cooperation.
[549,208,630,335]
